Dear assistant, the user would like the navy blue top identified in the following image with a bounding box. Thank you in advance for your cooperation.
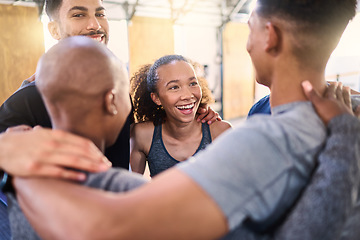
[248,94,271,117]
[147,123,212,177]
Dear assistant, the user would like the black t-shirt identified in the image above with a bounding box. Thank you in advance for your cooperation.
[0,82,130,169]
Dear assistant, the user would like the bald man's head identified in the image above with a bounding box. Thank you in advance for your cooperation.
[36,36,130,149]
[36,36,125,99]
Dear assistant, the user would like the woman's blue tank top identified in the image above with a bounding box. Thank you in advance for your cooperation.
[147,123,212,177]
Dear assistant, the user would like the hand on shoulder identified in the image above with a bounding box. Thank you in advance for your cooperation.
[302,80,357,125]
[196,104,222,124]
[0,126,109,181]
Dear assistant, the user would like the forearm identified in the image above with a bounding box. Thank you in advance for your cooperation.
[14,169,227,240]
[0,133,14,194]
[274,114,360,239]
[14,177,125,240]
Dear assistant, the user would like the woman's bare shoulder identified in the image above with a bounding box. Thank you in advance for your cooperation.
[132,122,156,142]
[209,120,232,140]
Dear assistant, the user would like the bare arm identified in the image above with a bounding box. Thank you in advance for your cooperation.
[0,127,110,182]
[209,120,232,140]
[14,168,227,240]
[130,123,149,174]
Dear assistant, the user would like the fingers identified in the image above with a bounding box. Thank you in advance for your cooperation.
[216,114,222,121]
[39,128,111,165]
[342,86,352,110]
[325,82,337,99]
[335,82,344,104]
[24,161,88,181]
[302,80,354,126]
[38,148,110,172]
[196,105,221,125]
[302,80,322,104]
[1,128,111,181]
[196,106,207,114]
[196,105,208,122]
[6,125,32,133]
[325,82,353,114]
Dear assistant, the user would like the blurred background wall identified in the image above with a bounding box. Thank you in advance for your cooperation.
[0,4,44,104]
[1,0,359,121]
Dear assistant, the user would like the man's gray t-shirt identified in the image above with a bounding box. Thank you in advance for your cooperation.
[178,101,326,234]
[7,168,148,240]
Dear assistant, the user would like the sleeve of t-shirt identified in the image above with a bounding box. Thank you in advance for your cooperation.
[83,168,148,192]
[177,116,324,232]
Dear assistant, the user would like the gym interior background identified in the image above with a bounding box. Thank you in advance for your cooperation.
[1,0,360,121]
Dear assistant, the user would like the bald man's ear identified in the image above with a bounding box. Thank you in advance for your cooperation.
[105,89,118,116]
[265,22,280,55]
[48,21,61,40]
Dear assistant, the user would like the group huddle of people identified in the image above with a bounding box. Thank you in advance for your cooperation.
[0,0,360,239]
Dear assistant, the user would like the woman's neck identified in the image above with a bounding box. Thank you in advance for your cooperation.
[162,118,202,141]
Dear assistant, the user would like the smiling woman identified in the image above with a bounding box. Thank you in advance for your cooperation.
[129,55,232,177]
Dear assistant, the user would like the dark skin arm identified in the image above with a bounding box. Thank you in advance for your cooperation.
[14,168,227,240]
[0,126,110,181]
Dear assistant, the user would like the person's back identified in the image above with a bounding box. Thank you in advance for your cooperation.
[6,36,147,239]
[177,0,358,235]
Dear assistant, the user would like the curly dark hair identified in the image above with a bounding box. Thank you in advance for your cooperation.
[130,55,214,124]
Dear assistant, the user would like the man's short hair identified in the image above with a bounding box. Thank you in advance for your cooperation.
[45,0,104,20]
[45,0,62,20]
[256,0,357,67]
[256,0,357,37]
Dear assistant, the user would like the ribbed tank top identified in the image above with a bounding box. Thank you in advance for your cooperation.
[147,123,212,177]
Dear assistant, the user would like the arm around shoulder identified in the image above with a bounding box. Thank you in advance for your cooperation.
[15,168,228,240]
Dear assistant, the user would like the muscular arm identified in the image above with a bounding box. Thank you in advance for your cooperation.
[14,168,227,240]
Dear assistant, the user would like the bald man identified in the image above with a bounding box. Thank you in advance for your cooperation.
[6,36,147,239]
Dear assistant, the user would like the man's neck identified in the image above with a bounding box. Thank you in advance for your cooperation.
[269,65,327,108]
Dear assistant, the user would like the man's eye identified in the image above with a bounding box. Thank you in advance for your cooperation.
[73,14,84,17]
[96,13,106,17]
